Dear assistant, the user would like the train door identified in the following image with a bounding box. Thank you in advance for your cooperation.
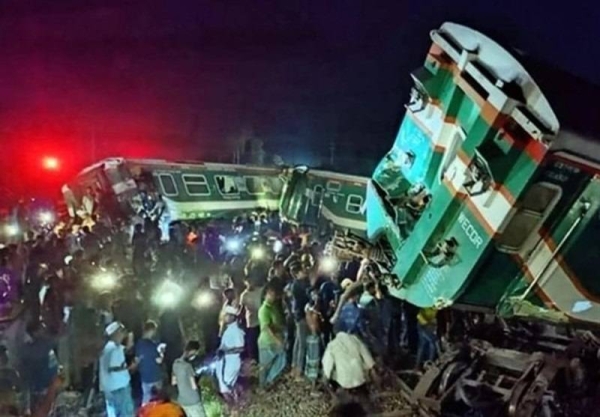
[302,180,324,229]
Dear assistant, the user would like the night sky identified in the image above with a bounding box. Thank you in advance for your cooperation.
[1,0,599,201]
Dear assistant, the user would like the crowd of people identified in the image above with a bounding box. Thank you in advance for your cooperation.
[0,197,445,417]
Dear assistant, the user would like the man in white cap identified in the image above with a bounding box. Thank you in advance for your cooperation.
[215,305,245,413]
[99,321,137,417]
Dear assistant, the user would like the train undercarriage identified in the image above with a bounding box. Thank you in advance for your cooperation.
[399,332,600,417]
[326,232,600,417]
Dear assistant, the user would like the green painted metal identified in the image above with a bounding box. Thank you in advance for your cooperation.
[363,23,600,325]
[65,158,284,222]
[278,166,368,235]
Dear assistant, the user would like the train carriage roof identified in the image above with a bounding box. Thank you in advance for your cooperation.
[438,23,600,170]
[307,169,369,184]
[516,54,600,169]
[74,157,281,178]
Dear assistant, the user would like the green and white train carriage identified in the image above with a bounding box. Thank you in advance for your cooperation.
[63,157,284,224]
[366,22,600,327]
[279,166,368,237]
[135,160,283,221]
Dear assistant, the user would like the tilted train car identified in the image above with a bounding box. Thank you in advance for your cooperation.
[366,22,600,328]
[279,166,368,236]
[63,158,283,224]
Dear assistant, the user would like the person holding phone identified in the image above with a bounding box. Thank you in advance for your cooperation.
[135,320,164,405]
[172,341,207,417]
[99,321,137,417]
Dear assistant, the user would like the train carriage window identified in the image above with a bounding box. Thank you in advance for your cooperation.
[464,152,494,196]
[407,86,428,113]
[496,182,562,254]
[312,185,324,207]
[157,173,178,197]
[261,178,274,193]
[215,175,239,195]
[182,174,210,196]
[327,181,342,193]
[245,176,265,195]
[270,177,284,194]
[346,195,364,214]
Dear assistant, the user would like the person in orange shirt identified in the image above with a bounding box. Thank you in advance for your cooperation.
[138,388,185,417]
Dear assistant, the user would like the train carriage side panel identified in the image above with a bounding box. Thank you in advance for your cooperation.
[458,159,590,312]
[279,166,368,235]
[492,160,600,325]
[310,170,368,236]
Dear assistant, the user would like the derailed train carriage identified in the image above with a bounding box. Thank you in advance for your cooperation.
[63,158,283,227]
[278,166,368,237]
[363,22,600,416]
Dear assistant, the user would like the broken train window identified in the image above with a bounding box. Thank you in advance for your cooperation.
[394,183,431,239]
[463,152,493,197]
[407,85,428,113]
[423,237,459,267]
[215,175,240,195]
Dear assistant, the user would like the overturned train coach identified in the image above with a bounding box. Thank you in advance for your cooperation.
[368,22,600,327]
[366,23,600,416]
[62,158,283,225]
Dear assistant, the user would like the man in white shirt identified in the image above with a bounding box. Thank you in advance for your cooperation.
[99,321,137,417]
[215,306,245,414]
[322,331,375,391]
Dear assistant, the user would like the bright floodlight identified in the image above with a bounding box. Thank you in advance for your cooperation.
[4,224,19,237]
[39,211,54,224]
[91,273,117,291]
[226,238,241,252]
[154,280,184,308]
[320,256,338,274]
[193,291,215,309]
[251,246,265,260]
[272,239,283,253]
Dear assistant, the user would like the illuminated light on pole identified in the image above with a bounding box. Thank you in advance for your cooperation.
[42,156,60,170]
